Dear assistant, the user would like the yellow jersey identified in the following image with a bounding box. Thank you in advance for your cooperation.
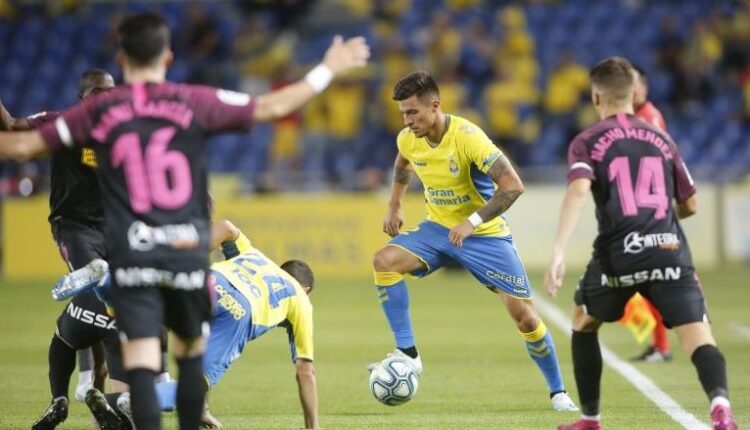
[397,115,510,237]
[211,232,314,361]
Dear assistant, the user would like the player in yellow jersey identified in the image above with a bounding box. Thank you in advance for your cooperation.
[371,71,577,411]
[52,220,318,429]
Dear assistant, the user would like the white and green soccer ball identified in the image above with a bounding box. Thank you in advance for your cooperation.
[368,357,419,406]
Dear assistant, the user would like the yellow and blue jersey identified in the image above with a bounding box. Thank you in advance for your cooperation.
[204,232,313,388]
[397,115,509,237]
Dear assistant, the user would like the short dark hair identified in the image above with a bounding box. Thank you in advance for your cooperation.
[281,260,315,291]
[118,12,170,66]
[589,56,634,103]
[392,71,440,102]
[78,68,112,96]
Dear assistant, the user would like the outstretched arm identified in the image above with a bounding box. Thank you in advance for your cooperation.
[295,359,319,429]
[0,98,33,131]
[383,152,412,237]
[252,35,370,122]
[0,130,49,161]
[448,154,524,247]
[544,178,591,297]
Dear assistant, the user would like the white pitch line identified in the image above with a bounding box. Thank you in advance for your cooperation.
[729,322,750,341]
[534,295,711,430]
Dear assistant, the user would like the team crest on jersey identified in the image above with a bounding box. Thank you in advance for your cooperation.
[448,156,460,177]
[413,159,427,167]
[81,148,98,168]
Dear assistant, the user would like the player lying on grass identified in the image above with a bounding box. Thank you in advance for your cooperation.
[53,220,318,429]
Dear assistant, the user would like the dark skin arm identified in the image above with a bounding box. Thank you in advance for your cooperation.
[0,98,31,131]
[448,154,524,247]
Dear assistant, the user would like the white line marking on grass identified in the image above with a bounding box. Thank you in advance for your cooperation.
[535,295,711,430]
[729,321,750,341]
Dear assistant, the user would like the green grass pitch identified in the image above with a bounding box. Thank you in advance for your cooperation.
[0,268,747,429]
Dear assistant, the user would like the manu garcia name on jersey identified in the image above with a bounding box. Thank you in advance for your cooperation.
[426,187,471,206]
[66,301,116,329]
[602,266,681,287]
[90,99,194,142]
[591,127,673,162]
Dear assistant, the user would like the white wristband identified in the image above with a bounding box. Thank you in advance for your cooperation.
[304,64,333,93]
[468,212,484,227]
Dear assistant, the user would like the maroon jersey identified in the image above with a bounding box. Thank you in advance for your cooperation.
[27,111,104,225]
[567,113,696,282]
[39,82,255,287]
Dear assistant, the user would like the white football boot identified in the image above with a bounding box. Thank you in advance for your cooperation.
[551,391,580,412]
[368,349,423,376]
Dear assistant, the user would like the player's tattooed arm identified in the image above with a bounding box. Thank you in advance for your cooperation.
[476,154,524,221]
[393,153,413,185]
[384,153,412,237]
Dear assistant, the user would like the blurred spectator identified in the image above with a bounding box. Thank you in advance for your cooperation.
[542,51,588,116]
[2,0,750,191]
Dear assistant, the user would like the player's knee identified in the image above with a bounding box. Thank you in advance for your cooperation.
[517,314,540,333]
[372,248,399,272]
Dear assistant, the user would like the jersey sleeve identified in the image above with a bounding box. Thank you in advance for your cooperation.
[567,136,595,183]
[461,125,503,174]
[25,111,60,129]
[284,296,314,362]
[669,140,696,203]
[395,128,410,159]
[220,231,254,260]
[189,85,256,134]
[37,102,94,150]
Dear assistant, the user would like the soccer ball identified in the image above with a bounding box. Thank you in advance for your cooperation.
[368,357,419,406]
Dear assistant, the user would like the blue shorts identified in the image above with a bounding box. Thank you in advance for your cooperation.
[389,220,532,298]
[203,270,252,388]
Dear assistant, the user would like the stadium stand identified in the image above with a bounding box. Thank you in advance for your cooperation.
[0,0,748,196]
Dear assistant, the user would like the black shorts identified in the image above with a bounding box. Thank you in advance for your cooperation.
[574,260,708,328]
[56,290,125,381]
[110,281,212,341]
[52,219,106,270]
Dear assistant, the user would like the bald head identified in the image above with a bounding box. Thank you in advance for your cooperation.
[589,56,635,107]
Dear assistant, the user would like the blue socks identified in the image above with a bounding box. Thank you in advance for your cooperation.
[375,272,414,349]
[521,321,565,394]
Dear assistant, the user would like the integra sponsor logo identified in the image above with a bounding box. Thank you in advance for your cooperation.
[602,267,681,287]
[115,267,205,290]
[128,221,199,252]
[66,302,116,329]
[623,231,680,254]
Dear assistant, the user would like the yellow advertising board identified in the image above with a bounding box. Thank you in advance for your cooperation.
[2,194,424,279]
[2,185,720,280]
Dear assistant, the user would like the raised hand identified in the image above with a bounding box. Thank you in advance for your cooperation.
[322,35,371,77]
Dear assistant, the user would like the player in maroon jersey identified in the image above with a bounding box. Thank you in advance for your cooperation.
[545,57,736,430]
[0,12,369,430]
[627,64,673,363]
[633,65,668,132]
